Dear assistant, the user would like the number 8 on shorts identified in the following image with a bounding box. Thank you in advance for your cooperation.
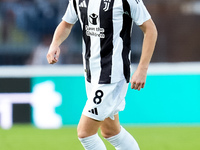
[93,90,104,105]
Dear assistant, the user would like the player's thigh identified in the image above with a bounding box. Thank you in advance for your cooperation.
[100,114,121,138]
[77,114,102,138]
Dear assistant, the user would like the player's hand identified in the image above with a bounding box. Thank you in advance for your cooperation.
[130,67,147,91]
[46,44,60,64]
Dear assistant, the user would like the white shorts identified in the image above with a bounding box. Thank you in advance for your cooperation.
[82,79,129,121]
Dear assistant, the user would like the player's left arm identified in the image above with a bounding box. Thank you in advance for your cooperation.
[131,19,158,90]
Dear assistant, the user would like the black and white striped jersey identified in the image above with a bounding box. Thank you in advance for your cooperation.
[63,0,151,84]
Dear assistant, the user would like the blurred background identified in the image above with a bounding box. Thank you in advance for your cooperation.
[0,0,200,65]
[0,0,200,150]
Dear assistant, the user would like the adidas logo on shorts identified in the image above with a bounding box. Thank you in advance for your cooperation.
[88,108,98,115]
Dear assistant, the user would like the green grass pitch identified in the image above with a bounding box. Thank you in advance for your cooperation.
[0,125,200,150]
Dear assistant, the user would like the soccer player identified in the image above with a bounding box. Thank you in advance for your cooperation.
[47,0,157,149]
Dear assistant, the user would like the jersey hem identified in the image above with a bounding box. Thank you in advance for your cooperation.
[86,77,129,84]
[62,18,77,25]
[135,16,151,26]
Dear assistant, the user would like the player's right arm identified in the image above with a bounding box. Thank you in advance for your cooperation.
[47,21,73,64]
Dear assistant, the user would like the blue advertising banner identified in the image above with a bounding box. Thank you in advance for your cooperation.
[31,74,200,127]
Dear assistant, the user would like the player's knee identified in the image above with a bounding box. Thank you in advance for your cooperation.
[101,123,121,138]
[77,126,90,138]
[77,131,88,138]
[101,128,119,138]
[77,127,85,138]
[101,130,110,138]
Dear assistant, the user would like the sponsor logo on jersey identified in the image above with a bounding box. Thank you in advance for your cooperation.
[89,13,98,25]
[86,14,105,38]
[85,25,105,38]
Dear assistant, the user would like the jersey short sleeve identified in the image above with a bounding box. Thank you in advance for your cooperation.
[129,0,151,26]
[62,0,78,24]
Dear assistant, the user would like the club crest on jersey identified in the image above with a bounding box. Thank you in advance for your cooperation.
[103,0,111,11]
[89,13,98,25]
